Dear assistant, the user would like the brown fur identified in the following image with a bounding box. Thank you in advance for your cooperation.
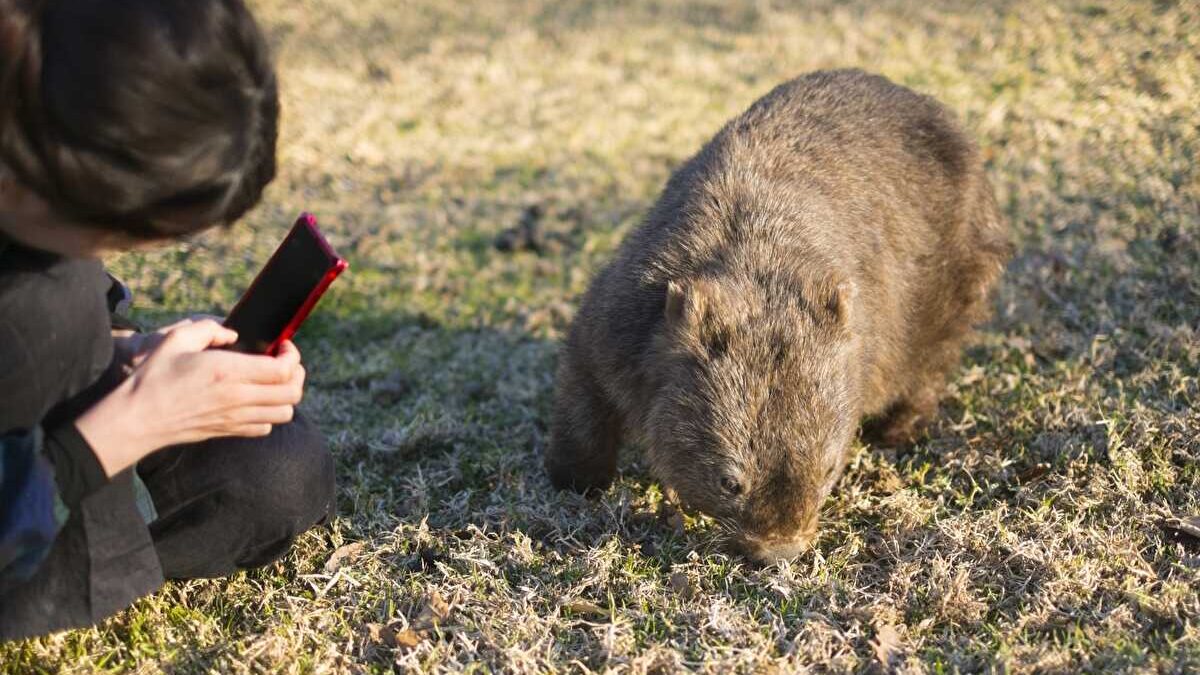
[545,69,1011,562]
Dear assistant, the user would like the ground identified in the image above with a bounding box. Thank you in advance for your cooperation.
[3,0,1198,672]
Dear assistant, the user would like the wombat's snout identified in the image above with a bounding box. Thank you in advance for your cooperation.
[735,532,815,564]
[732,511,819,563]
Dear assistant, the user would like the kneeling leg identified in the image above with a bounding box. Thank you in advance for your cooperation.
[138,413,335,579]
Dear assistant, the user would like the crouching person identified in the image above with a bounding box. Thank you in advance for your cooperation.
[0,0,334,640]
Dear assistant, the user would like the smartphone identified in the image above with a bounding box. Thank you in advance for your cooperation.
[223,213,348,355]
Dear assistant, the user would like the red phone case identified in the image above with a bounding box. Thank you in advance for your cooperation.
[224,213,348,355]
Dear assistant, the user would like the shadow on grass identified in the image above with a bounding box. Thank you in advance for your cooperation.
[287,305,714,558]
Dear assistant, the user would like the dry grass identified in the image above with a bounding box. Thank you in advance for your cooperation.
[3,0,1198,672]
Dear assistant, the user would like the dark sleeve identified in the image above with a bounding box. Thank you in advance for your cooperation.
[0,429,68,589]
[41,423,109,508]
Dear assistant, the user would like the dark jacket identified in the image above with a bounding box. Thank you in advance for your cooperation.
[0,234,116,591]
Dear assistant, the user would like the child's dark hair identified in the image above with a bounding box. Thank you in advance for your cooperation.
[0,0,279,239]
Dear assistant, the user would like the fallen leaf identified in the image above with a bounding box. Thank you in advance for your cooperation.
[365,621,423,650]
[324,542,365,573]
[411,590,453,632]
[1164,516,1200,541]
[1016,462,1051,485]
[1167,516,1200,538]
[562,599,608,619]
[365,594,452,652]
[875,465,904,494]
[958,365,986,386]
[391,628,426,650]
[668,572,696,601]
[871,622,905,670]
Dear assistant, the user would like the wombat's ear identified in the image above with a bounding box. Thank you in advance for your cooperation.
[665,279,712,328]
[823,279,857,327]
[665,280,690,327]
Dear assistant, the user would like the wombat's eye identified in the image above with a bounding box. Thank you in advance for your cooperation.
[720,475,744,496]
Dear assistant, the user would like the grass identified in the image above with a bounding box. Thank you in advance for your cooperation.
[3,0,1198,672]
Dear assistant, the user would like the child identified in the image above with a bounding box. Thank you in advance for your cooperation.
[0,0,334,639]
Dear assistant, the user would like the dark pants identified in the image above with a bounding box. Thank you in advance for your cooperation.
[141,414,335,580]
[0,358,336,641]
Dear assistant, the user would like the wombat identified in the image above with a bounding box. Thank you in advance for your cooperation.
[545,69,1011,562]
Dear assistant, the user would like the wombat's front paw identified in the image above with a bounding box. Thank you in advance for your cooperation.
[873,418,925,447]
[864,396,937,447]
[544,455,615,494]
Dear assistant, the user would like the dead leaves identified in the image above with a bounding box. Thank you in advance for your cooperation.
[324,542,365,574]
[366,622,422,651]
[870,621,906,671]
[561,599,609,620]
[668,572,696,601]
[1163,515,1200,551]
[364,590,456,653]
[414,590,453,631]
[1015,462,1051,486]
[1164,515,1200,539]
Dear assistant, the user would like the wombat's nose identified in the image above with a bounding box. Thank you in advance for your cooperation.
[737,532,815,564]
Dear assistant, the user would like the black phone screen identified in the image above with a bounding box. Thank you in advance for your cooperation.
[224,222,336,354]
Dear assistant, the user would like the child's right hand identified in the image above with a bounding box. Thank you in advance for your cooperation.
[76,319,306,478]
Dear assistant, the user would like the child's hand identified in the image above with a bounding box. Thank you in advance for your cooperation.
[78,320,306,477]
[112,315,227,370]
